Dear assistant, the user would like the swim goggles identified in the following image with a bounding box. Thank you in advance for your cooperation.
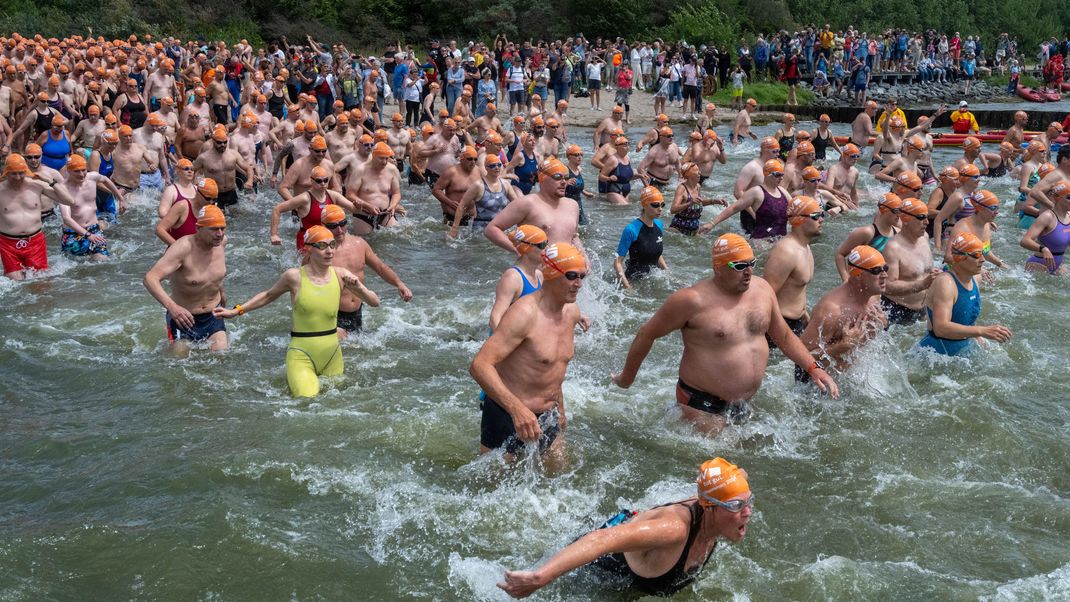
[702,495,754,513]
[848,262,888,275]
[727,259,756,271]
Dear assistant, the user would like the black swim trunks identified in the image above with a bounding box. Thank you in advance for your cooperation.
[166,309,227,342]
[336,305,363,333]
[443,211,472,226]
[648,174,671,190]
[355,212,389,230]
[424,169,440,188]
[480,396,561,454]
[880,295,925,325]
[216,188,239,210]
[675,378,749,422]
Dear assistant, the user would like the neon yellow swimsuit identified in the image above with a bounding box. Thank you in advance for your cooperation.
[286,266,342,397]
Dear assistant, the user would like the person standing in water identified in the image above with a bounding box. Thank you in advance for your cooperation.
[917,232,1012,356]
[214,226,380,397]
[614,186,668,289]
[470,243,586,461]
[489,225,547,331]
[497,458,753,598]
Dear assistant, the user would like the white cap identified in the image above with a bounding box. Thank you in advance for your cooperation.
[959,100,968,107]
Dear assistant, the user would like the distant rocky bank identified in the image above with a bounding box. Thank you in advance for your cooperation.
[804,80,1018,108]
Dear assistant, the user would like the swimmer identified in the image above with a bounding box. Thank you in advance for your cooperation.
[598,136,640,205]
[799,245,889,377]
[0,154,76,280]
[810,113,842,161]
[824,143,862,209]
[278,134,339,203]
[880,198,942,324]
[946,190,1006,272]
[469,242,586,462]
[1028,145,1070,213]
[875,135,926,186]
[486,158,581,251]
[918,232,1012,356]
[450,154,519,237]
[345,142,402,234]
[681,130,726,185]
[1021,180,1070,275]
[319,205,412,338]
[156,176,218,246]
[850,100,877,148]
[834,192,902,281]
[634,113,670,153]
[192,124,254,212]
[1001,110,1029,149]
[488,225,547,331]
[615,186,668,288]
[731,98,758,144]
[433,144,483,225]
[214,226,380,397]
[87,129,126,226]
[143,203,229,354]
[668,162,726,236]
[933,164,981,251]
[763,196,824,336]
[498,458,753,598]
[110,125,154,193]
[592,105,626,148]
[612,234,838,435]
[271,165,356,249]
[702,159,791,240]
[637,127,682,190]
[1015,141,1048,228]
[951,137,1000,175]
[58,155,124,261]
[783,141,815,192]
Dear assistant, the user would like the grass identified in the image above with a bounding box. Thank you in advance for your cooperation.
[983,73,1043,89]
[705,82,817,107]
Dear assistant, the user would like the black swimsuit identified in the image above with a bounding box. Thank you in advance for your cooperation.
[590,501,714,596]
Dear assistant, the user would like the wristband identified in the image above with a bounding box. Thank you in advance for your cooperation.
[805,361,820,375]
[235,304,245,315]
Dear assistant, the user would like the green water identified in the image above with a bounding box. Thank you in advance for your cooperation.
[2,124,1069,601]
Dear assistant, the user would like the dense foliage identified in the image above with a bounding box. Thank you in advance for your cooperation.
[2,0,1068,53]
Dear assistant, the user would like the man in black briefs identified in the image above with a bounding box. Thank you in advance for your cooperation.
[498,458,753,598]
[612,233,838,435]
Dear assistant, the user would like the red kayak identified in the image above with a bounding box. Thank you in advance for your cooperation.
[1061,82,1070,92]
[1017,85,1046,103]
[1040,88,1062,102]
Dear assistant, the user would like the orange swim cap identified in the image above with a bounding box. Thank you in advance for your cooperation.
[372,142,395,158]
[66,154,87,170]
[763,159,785,176]
[746,98,757,106]
[196,203,226,227]
[801,166,822,181]
[939,166,960,180]
[102,129,118,143]
[359,133,374,145]
[2,153,29,176]
[963,136,982,150]
[958,163,981,179]
[211,124,228,142]
[1049,180,1070,199]
[895,171,923,191]
[999,141,1015,153]
[907,135,926,151]
[309,135,328,151]
[321,204,347,225]
[879,192,904,214]
[421,123,435,137]
[639,186,663,206]
[486,103,496,111]
[336,114,349,125]
[898,198,928,220]
[566,143,582,155]
[538,158,569,183]
[304,119,318,132]
[512,114,525,124]
[486,131,503,145]
[819,113,831,123]
[303,225,334,246]
[510,224,548,251]
[197,177,219,199]
[1027,140,1047,155]
[796,141,815,156]
[542,242,587,279]
[846,245,886,278]
[87,104,100,115]
[310,165,329,179]
[118,125,133,136]
[712,233,754,269]
[787,195,822,226]
[612,105,624,114]
[391,112,403,123]
[697,458,750,507]
[147,112,165,126]
[842,143,861,156]
[795,130,811,141]
[240,113,257,128]
[760,136,780,151]
[25,143,42,155]
[950,231,984,261]
[970,190,1000,212]
[176,158,193,169]
[689,131,702,141]
[656,113,669,122]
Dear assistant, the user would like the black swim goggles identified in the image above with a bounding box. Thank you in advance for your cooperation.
[307,240,338,250]
[848,262,888,275]
[701,495,755,513]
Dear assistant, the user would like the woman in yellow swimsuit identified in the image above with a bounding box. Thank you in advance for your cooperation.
[214,226,380,397]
